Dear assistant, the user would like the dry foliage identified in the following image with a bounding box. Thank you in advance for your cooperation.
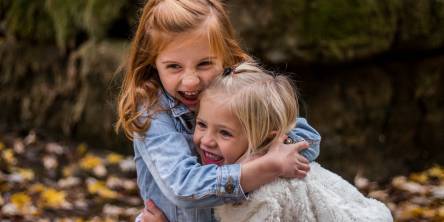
[0,131,443,221]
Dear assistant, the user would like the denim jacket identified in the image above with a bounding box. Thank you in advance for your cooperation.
[133,91,321,222]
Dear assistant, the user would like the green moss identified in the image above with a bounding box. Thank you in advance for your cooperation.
[299,0,399,61]
[83,0,126,40]
[4,0,127,50]
[5,0,55,43]
[397,0,444,48]
[45,0,85,50]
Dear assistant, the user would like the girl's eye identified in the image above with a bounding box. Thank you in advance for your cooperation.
[198,61,213,68]
[196,121,207,129]
[220,130,233,137]
[166,64,181,70]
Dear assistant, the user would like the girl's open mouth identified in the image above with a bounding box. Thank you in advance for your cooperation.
[201,149,224,166]
[178,91,200,107]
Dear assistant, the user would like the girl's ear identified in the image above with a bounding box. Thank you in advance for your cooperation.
[269,130,279,138]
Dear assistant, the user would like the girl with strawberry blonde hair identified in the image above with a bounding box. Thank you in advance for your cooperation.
[116,1,320,221]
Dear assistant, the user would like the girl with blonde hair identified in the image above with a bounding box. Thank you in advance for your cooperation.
[190,62,393,221]
[116,0,321,221]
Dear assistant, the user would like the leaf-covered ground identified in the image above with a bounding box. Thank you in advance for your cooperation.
[0,131,443,221]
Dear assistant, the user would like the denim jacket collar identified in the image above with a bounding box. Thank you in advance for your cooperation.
[160,89,193,118]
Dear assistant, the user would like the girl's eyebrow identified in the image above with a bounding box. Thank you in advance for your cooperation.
[200,56,217,61]
[196,117,206,123]
[160,56,217,64]
[161,60,180,64]
[215,123,237,133]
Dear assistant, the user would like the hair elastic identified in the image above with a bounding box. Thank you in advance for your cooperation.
[222,67,233,76]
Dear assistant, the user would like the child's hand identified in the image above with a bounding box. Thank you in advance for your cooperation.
[267,136,310,179]
[141,200,168,222]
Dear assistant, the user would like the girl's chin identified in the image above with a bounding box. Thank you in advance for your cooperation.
[203,159,224,166]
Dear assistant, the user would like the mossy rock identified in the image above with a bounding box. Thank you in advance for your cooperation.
[228,0,398,62]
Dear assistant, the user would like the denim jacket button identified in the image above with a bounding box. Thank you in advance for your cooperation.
[225,181,235,194]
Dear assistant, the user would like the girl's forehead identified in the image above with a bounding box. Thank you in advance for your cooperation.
[156,28,225,62]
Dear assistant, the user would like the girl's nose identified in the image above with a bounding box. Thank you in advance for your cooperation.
[182,72,200,90]
[201,132,216,147]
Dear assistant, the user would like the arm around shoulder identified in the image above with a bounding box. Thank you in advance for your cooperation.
[134,111,247,208]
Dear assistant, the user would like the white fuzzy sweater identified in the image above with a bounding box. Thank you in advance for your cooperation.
[215,163,393,222]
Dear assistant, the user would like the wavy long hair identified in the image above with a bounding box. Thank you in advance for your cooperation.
[116,0,250,140]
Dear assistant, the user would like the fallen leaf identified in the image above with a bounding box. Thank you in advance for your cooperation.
[102,204,124,216]
[63,164,78,177]
[2,148,17,165]
[17,168,35,181]
[80,154,102,170]
[368,190,388,202]
[119,157,136,172]
[77,143,88,156]
[93,165,107,177]
[409,172,428,184]
[10,192,38,215]
[43,155,58,170]
[29,183,47,194]
[24,130,37,145]
[46,142,65,155]
[392,176,428,194]
[13,139,25,154]
[427,166,444,179]
[87,179,118,199]
[106,153,124,165]
[39,188,68,209]
[431,186,444,199]
[58,177,81,188]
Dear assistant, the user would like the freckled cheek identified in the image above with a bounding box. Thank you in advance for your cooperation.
[192,133,200,146]
[202,69,222,83]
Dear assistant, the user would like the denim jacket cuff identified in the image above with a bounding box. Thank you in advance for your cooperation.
[216,164,247,202]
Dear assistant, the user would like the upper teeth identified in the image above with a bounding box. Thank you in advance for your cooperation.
[184,91,198,96]
[205,151,223,161]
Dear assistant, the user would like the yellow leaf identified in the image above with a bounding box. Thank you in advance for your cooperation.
[11,192,32,210]
[0,142,5,150]
[438,206,444,217]
[29,183,46,193]
[106,153,124,164]
[87,180,118,199]
[427,166,444,179]
[63,164,78,177]
[77,143,88,156]
[2,149,17,165]
[17,168,35,181]
[421,208,436,218]
[410,172,428,184]
[40,188,67,208]
[80,154,102,170]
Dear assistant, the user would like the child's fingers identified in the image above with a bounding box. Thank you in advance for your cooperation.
[294,141,309,152]
[141,208,156,221]
[144,200,168,222]
[298,155,309,164]
[295,170,307,179]
[146,199,162,215]
[297,162,310,172]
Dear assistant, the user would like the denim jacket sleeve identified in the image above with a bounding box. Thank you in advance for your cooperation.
[134,111,246,209]
[287,117,321,162]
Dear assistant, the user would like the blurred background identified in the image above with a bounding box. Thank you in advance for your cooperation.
[0,0,443,221]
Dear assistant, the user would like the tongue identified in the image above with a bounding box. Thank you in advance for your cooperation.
[204,152,223,165]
